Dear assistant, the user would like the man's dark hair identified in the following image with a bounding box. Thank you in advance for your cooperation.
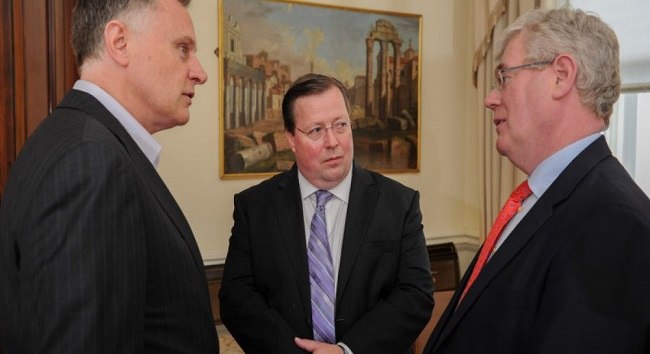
[71,0,190,67]
[282,73,350,133]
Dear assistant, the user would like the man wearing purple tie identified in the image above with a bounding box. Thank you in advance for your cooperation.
[220,73,434,353]
[424,6,650,354]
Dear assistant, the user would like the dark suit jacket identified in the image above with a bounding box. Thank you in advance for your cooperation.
[219,164,434,353]
[425,137,650,353]
[0,90,218,353]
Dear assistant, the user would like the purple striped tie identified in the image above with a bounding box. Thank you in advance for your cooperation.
[308,190,336,343]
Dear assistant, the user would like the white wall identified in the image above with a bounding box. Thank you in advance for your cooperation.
[156,0,481,271]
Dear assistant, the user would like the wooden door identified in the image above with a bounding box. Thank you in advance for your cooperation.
[0,0,77,199]
[0,1,15,199]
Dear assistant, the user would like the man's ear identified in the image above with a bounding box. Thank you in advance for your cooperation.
[104,20,130,66]
[551,54,577,99]
[285,129,297,152]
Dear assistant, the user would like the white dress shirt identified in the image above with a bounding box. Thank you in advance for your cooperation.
[298,166,354,353]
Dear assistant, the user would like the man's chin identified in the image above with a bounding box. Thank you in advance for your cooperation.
[495,140,509,157]
[174,114,191,127]
[321,168,348,185]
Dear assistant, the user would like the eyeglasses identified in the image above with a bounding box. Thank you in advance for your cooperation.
[295,120,351,141]
[494,60,554,91]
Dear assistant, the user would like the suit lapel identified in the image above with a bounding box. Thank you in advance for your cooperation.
[57,90,205,274]
[435,203,553,346]
[433,137,612,350]
[272,166,312,311]
[273,165,379,320]
[336,165,378,302]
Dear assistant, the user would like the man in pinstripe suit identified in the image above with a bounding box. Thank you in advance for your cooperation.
[0,0,218,352]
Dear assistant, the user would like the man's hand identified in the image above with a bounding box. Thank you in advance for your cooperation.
[294,337,344,354]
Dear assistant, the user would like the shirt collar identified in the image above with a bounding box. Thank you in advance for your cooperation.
[297,164,353,203]
[73,80,162,167]
[528,133,602,197]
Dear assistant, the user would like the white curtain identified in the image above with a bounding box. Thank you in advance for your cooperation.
[472,0,555,239]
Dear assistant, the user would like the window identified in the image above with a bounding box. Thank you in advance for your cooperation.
[569,0,650,195]
[607,92,650,194]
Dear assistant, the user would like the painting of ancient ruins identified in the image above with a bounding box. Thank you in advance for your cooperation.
[219,0,421,177]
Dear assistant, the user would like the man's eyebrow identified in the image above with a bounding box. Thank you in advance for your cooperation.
[176,36,198,50]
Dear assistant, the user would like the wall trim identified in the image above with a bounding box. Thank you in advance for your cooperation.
[425,234,480,247]
[203,235,482,266]
[202,248,228,265]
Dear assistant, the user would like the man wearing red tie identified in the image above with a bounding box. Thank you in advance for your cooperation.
[425,6,650,354]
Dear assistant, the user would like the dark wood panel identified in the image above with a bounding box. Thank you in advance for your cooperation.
[0,0,15,199]
[22,1,50,137]
[48,0,78,108]
[428,242,460,291]
[0,0,77,197]
[205,264,225,324]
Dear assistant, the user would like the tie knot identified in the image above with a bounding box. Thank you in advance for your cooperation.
[315,190,334,208]
[511,180,532,203]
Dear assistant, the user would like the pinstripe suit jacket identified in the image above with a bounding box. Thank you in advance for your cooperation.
[0,90,218,353]
[219,163,434,353]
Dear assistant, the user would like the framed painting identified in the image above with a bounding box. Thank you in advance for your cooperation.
[218,0,422,178]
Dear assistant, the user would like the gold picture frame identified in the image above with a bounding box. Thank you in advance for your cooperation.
[218,0,422,178]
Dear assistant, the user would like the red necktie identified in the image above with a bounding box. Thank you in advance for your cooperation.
[458,180,532,304]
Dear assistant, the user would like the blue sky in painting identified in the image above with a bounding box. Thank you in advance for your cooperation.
[222,0,420,86]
